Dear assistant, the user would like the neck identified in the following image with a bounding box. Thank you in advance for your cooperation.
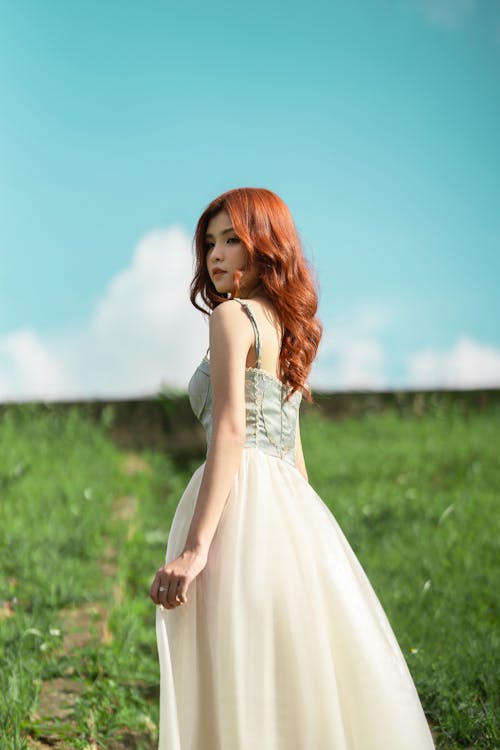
[235,281,265,301]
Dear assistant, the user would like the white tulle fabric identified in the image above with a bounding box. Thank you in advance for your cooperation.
[155,299,435,749]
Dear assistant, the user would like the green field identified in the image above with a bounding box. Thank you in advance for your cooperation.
[0,398,498,749]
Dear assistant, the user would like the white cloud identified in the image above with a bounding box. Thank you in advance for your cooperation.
[310,303,389,391]
[310,305,500,392]
[406,334,500,388]
[0,226,209,402]
[417,0,476,28]
[0,328,68,400]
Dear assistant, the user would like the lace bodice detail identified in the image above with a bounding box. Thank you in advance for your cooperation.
[187,298,302,467]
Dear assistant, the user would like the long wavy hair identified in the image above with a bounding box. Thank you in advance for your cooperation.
[189,187,322,403]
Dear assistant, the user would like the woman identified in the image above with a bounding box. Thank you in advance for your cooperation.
[150,187,436,749]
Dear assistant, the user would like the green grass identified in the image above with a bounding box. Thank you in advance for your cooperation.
[0,399,498,748]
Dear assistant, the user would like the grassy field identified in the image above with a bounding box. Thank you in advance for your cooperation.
[0,398,498,749]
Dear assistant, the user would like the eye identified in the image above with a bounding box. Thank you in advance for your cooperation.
[205,242,214,252]
[227,236,241,244]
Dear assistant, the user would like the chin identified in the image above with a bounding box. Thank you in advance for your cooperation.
[213,278,232,293]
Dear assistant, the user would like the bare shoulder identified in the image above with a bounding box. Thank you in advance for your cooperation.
[208,300,254,377]
[209,299,249,332]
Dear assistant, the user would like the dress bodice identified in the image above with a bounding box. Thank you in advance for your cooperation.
[188,298,303,467]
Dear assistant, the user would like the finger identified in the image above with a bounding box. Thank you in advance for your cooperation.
[150,573,161,604]
[177,579,189,604]
[167,578,182,607]
[157,579,170,608]
[154,566,169,603]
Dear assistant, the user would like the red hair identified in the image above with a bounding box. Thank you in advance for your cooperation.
[189,187,323,403]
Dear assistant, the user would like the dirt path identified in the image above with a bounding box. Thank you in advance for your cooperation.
[26,452,151,750]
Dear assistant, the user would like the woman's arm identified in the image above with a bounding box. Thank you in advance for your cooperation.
[183,299,251,555]
[294,409,309,483]
[150,301,249,608]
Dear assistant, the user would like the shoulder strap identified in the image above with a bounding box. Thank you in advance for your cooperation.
[233,298,262,368]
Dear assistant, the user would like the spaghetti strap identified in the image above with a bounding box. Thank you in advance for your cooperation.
[203,299,262,368]
[232,297,262,368]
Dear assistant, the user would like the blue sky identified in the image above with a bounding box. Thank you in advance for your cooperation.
[1,0,499,400]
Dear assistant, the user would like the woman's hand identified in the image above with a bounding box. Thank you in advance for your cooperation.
[150,547,208,610]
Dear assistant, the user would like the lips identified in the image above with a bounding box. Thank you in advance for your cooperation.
[212,270,226,277]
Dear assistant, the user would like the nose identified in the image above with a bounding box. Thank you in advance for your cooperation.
[210,239,225,260]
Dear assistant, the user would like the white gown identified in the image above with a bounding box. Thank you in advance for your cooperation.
[155,298,436,749]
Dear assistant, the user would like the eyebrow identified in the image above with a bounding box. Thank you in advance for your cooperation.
[205,227,234,239]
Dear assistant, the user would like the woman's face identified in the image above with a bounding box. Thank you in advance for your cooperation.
[205,210,261,298]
